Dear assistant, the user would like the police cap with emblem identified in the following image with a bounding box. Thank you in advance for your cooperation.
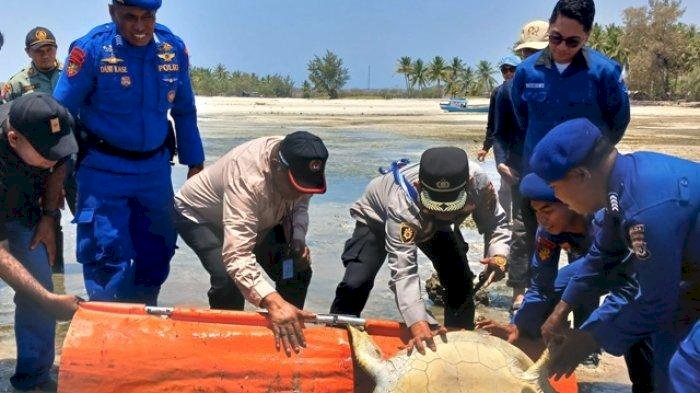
[25,27,57,49]
[520,173,560,203]
[530,118,603,183]
[1,93,77,161]
[419,147,469,212]
[112,0,162,10]
[279,131,329,194]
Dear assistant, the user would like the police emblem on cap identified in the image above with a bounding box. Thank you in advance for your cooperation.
[436,179,451,190]
[167,90,176,103]
[49,118,61,134]
[400,223,416,243]
[121,76,132,87]
[629,224,650,260]
[309,159,322,172]
[36,30,48,40]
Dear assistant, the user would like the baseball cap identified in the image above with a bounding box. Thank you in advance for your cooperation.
[514,20,549,51]
[3,93,77,161]
[279,131,328,194]
[112,0,162,10]
[499,55,522,68]
[25,27,57,49]
[418,147,469,213]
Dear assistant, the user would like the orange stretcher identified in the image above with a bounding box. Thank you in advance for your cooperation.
[58,302,578,392]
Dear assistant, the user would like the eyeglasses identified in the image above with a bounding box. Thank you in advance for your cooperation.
[548,32,582,48]
[500,66,516,74]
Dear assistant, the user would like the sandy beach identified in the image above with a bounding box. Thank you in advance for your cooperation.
[196,96,700,161]
[0,96,697,392]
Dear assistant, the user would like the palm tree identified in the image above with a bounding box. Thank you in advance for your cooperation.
[396,56,413,96]
[475,60,497,95]
[444,57,466,97]
[428,56,447,96]
[458,66,476,96]
[410,59,427,91]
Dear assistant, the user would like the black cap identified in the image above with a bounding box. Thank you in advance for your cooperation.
[279,131,328,194]
[4,93,77,161]
[419,147,469,212]
[25,27,57,49]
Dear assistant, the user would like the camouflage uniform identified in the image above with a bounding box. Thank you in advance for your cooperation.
[2,61,62,103]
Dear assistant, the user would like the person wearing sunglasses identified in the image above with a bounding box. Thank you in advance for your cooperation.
[511,0,630,178]
[476,55,521,222]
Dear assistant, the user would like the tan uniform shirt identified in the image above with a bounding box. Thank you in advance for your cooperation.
[350,162,511,327]
[174,137,310,306]
[2,62,61,102]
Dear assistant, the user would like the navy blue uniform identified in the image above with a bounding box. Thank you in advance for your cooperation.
[567,152,700,391]
[53,23,204,304]
[670,320,700,392]
[511,47,630,174]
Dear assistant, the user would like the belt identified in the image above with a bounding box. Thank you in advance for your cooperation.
[82,133,166,161]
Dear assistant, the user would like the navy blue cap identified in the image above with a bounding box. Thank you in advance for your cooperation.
[530,118,602,182]
[112,0,162,10]
[520,173,560,202]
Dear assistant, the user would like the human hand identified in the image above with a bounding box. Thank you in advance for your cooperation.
[479,255,507,282]
[43,293,83,321]
[548,329,599,380]
[187,165,204,179]
[540,301,572,345]
[497,164,520,185]
[475,319,520,343]
[31,216,57,266]
[476,149,488,162]
[291,239,311,270]
[262,292,315,356]
[405,321,447,355]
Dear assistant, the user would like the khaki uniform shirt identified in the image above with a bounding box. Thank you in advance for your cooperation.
[2,62,62,102]
[174,137,310,306]
[350,163,511,327]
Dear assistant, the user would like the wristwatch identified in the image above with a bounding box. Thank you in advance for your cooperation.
[43,209,61,220]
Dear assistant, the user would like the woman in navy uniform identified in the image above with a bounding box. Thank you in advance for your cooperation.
[53,0,205,305]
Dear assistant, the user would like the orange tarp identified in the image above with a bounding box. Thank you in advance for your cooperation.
[58,302,577,392]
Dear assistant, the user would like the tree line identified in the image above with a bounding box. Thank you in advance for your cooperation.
[190,0,697,101]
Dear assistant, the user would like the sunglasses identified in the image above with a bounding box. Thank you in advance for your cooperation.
[548,33,582,48]
[500,66,516,73]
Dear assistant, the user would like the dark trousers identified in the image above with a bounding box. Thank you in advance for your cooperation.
[173,211,311,310]
[330,222,475,329]
[507,186,537,288]
[625,337,656,393]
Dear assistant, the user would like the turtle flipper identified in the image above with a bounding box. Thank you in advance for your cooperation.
[348,325,387,381]
[518,348,556,393]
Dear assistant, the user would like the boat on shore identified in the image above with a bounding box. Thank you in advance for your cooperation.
[439,98,489,113]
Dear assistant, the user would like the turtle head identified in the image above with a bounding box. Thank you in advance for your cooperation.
[347,325,387,379]
[518,348,556,393]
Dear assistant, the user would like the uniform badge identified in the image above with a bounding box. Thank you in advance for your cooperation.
[121,76,132,87]
[101,56,124,64]
[628,224,650,260]
[35,29,48,41]
[49,118,61,134]
[158,52,176,62]
[537,236,556,261]
[160,42,173,52]
[1,83,11,100]
[67,47,86,77]
[309,159,322,172]
[167,90,176,103]
[399,223,416,244]
[436,179,451,189]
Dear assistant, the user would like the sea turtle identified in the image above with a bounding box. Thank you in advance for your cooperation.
[349,326,555,393]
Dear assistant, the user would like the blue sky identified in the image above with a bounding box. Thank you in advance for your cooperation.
[1,0,698,88]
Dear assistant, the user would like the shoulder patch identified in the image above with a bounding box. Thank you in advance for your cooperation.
[628,224,650,260]
[67,47,86,77]
[399,222,416,244]
[537,236,556,261]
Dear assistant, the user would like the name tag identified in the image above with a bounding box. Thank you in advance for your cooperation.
[525,83,545,89]
[282,258,294,280]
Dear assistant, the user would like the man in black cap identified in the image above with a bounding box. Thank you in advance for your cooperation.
[330,147,511,353]
[173,131,328,356]
[2,26,72,274]
[0,92,80,390]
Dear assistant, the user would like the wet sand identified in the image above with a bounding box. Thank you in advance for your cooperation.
[0,97,697,391]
